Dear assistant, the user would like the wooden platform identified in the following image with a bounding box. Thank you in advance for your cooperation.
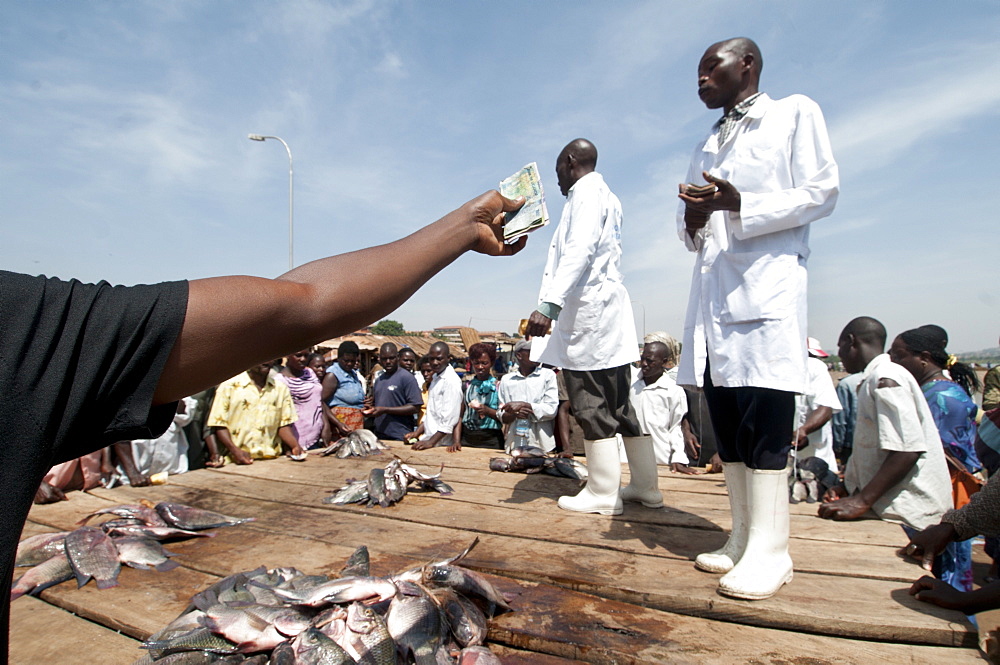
[11,441,986,664]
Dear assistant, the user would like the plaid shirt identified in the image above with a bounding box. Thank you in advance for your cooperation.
[715,91,763,145]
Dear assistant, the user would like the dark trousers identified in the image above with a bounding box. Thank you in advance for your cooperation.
[702,363,795,470]
[563,365,641,440]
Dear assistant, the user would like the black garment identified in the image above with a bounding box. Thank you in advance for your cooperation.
[701,364,795,470]
[563,365,641,440]
[0,271,188,652]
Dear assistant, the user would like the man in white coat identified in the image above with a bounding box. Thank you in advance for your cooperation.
[675,38,839,600]
[526,138,657,516]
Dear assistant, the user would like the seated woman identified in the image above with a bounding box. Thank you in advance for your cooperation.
[275,349,328,450]
[455,342,503,450]
[322,341,366,438]
[890,324,982,594]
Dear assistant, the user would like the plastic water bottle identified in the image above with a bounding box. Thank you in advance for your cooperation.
[513,417,531,450]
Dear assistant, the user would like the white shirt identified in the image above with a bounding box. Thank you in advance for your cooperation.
[421,365,462,438]
[796,356,843,472]
[844,354,952,531]
[630,372,689,465]
[497,366,559,452]
[676,94,839,392]
[118,396,196,483]
[532,172,638,371]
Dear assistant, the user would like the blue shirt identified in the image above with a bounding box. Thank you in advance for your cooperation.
[327,361,365,409]
[372,368,422,440]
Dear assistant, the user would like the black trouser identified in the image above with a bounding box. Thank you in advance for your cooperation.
[702,363,795,470]
[563,365,641,440]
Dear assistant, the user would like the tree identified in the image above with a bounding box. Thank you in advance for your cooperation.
[371,319,406,336]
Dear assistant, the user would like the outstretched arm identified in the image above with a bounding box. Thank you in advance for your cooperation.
[153,192,525,405]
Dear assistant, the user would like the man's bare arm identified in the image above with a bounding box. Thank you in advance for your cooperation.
[153,192,525,405]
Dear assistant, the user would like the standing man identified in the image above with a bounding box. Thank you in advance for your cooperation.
[364,342,422,441]
[526,138,653,516]
[676,38,839,600]
[406,341,463,451]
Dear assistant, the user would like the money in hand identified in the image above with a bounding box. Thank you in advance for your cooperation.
[499,162,550,242]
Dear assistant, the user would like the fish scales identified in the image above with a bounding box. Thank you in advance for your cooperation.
[65,526,121,589]
[10,552,74,600]
[345,602,396,665]
[14,531,68,567]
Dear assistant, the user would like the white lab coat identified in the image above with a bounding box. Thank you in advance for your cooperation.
[532,172,638,371]
[676,94,839,393]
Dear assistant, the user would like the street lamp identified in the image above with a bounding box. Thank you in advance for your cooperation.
[631,299,646,339]
[248,134,294,270]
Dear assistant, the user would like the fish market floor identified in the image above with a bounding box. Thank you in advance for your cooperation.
[12,440,987,664]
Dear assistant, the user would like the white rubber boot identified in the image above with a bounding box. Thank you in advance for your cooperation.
[717,468,793,600]
[619,436,664,508]
[695,462,748,573]
[558,437,623,516]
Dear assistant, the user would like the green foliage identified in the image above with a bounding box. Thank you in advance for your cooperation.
[371,319,406,336]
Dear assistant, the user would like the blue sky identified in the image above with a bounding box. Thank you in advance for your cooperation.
[2,1,998,353]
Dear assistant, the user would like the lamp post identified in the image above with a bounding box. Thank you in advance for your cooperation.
[248,134,294,270]
[631,299,646,339]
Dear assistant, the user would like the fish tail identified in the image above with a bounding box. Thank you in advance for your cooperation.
[95,577,119,590]
[155,560,181,573]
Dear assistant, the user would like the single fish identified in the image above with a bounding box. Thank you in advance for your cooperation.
[431,587,486,648]
[271,576,397,608]
[510,445,548,458]
[397,462,444,483]
[10,552,73,600]
[421,566,511,616]
[202,603,289,653]
[415,478,453,496]
[344,601,396,665]
[65,526,121,589]
[487,458,511,472]
[366,468,389,508]
[291,627,357,665]
[115,537,180,572]
[130,652,222,665]
[155,502,256,530]
[340,546,370,578]
[142,626,239,655]
[103,524,213,541]
[14,531,68,567]
[386,585,444,665]
[549,457,588,480]
[458,646,503,665]
[324,480,369,505]
[78,503,169,528]
[268,640,296,665]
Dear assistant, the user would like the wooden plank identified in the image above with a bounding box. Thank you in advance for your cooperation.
[17,492,982,664]
[9,596,140,665]
[487,578,983,665]
[70,477,975,647]
[167,464,923,583]
[208,452,913,548]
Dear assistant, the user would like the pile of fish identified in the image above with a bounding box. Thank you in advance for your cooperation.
[317,429,389,458]
[489,446,588,480]
[12,501,254,600]
[325,459,453,508]
[132,538,509,664]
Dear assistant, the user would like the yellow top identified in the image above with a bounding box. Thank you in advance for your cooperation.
[208,371,297,460]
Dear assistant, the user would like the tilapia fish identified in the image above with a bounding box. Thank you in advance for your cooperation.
[271,576,398,608]
[291,627,356,665]
[10,553,73,600]
[324,480,369,505]
[155,502,256,531]
[65,526,121,589]
[142,626,239,655]
[431,587,486,648]
[15,531,68,567]
[340,546,370,578]
[422,565,511,616]
[115,537,179,572]
[78,502,168,528]
[387,583,445,665]
[103,523,213,541]
[345,601,396,665]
